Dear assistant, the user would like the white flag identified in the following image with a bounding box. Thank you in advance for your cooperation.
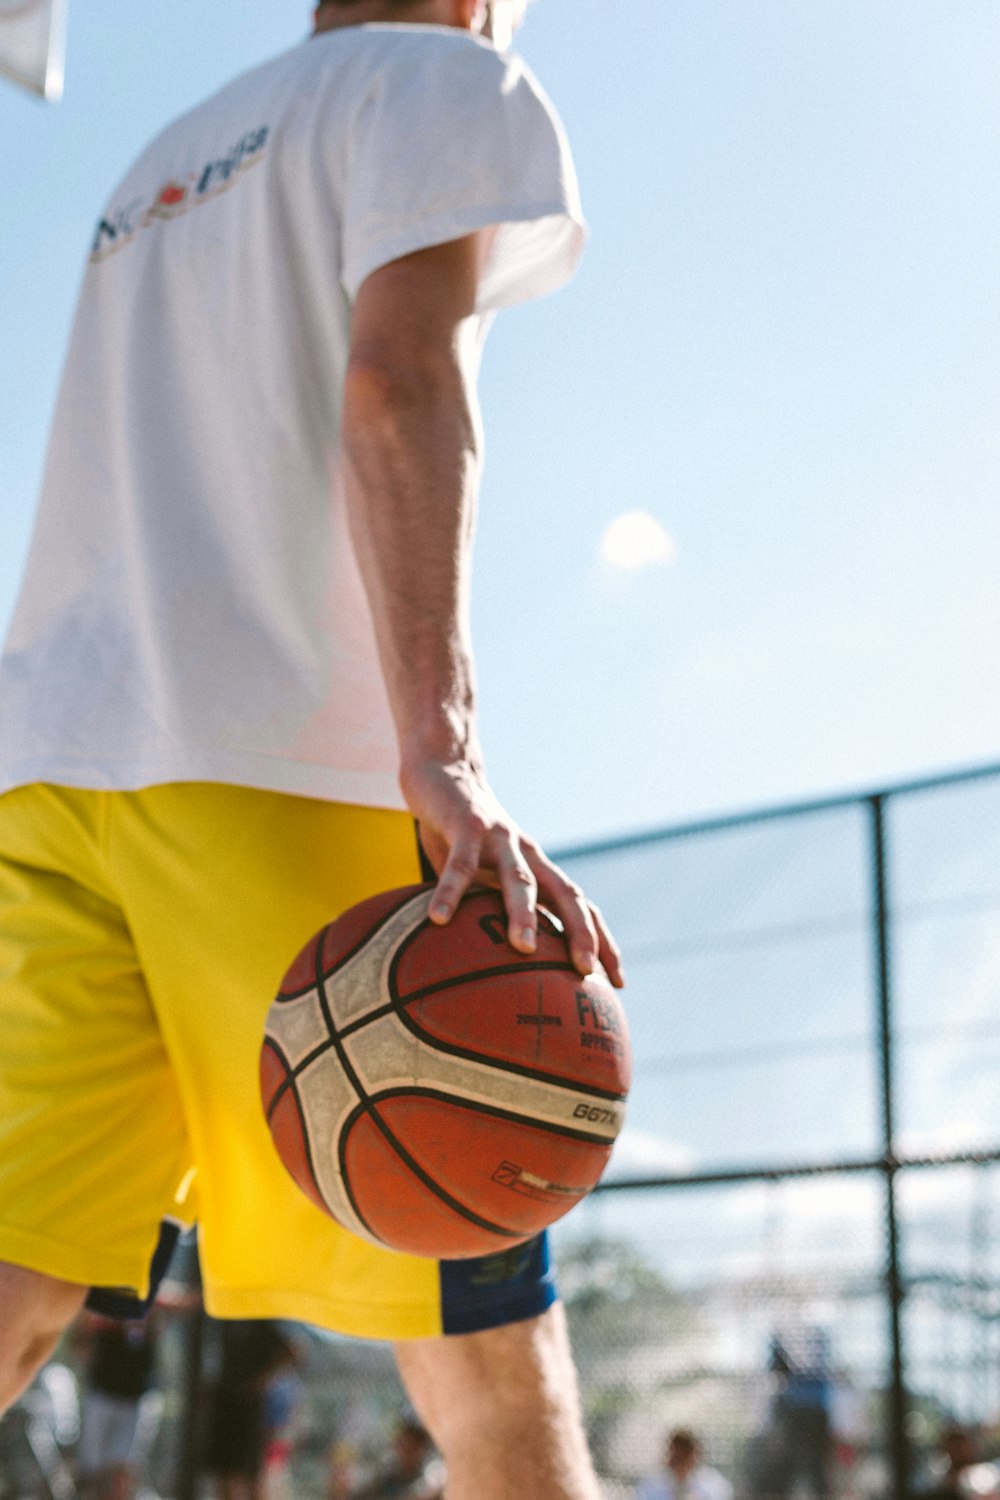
[0,0,67,101]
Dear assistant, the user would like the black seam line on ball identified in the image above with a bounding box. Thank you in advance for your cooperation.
[386,907,577,1007]
[266,1032,344,1120]
[386,923,625,1099]
[263,1037,293,1124]
[312,929,383,1241]
[262,1041,324,1199]
[336,1003,395,1044]
[336,1105,380,1241]
[368,1086,617,1148]
[313,923,373,1106]
[306,919,515,1244]
[394,960,578,1008]
[290,1074,326,1204]
[275,887,434,1001]
[386,994,628,1104]
[339,1099,523,1242]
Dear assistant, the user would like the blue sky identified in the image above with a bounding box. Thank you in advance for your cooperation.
[2,1,999,847]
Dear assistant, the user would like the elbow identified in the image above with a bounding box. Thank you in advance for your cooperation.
[342,344,461,425]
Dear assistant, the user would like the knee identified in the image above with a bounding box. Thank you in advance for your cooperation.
[395,1306,597,1499]
[0,1326,61,1414]
[0,1264,86,1414]
[396,1302,584,1442]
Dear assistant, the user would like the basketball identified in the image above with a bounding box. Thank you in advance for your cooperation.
[260,883,630,1259]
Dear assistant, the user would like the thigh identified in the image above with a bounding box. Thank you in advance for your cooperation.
[0,786,193,1297]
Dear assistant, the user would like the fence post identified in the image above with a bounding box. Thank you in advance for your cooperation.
[173,1235,205,1500]
[870,794,911,1500]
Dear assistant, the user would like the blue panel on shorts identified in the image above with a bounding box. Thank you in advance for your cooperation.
[439,1232,558,1336]
[86,1220,181,1321]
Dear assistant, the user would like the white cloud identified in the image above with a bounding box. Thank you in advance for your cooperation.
[604,1125,695,1178]
[600,511,677,571]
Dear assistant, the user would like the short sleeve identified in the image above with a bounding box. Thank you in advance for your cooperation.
[340,33,585,311]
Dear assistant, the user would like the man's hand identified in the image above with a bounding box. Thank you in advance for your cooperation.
[401,757,625,989]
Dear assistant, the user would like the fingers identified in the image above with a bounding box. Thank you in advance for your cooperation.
[590,903,626,989]
[428,831,482,925]
[491,840,538,955]
[530,849,626,987]
[430,822,539,955]
[421,800,624,985]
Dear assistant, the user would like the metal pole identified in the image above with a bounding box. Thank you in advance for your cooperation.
[871,795,911,1500]
[173,1234,205,1500]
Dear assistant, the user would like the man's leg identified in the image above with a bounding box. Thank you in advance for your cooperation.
[394,1303,600,1500]
[0,1262,86,1414]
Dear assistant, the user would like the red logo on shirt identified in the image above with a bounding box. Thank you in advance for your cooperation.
[148,180,191,219]
[157,182,188,209]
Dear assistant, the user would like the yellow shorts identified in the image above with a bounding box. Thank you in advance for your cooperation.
[0,783,555,1339]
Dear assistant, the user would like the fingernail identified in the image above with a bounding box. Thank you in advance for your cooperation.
[519,928,537,950]
[577,950,597,973]
[431,903,451,922]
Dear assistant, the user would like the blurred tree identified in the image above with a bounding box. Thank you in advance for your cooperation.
[557,1235,700,1474]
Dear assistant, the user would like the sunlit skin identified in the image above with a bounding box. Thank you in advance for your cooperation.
[313,0,525,45]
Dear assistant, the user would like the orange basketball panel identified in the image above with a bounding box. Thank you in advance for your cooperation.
[343,1111,524,1258]
[278,884,430,997]
[375,1095,610,1237]
[276,927,323,996]
[392,889,572,997]
[407,969,630,1094]
[259,1039,289,1114]
[268,1087,329,1216]
[321,883,429,976]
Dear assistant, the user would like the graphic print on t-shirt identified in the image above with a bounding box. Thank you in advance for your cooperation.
[90,125,270,263]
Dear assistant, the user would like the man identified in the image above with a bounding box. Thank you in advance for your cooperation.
[344,1418,445,1500]
[635,1430,733,1500]
[203,1320,298,1500]
[761,1333,832,1500]
[0,2,623,1499]
[75,1310,160,1500]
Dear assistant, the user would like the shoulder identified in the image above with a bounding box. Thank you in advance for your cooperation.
[343,26,548,116]
[104,44,295,200]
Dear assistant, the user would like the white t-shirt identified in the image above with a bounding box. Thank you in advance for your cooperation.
[634,1467,734,1500]
[0,25,584,809]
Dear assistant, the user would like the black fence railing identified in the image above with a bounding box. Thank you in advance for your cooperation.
[553,760,1000,1497]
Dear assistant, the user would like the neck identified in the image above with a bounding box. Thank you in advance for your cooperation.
[314,2,442,35]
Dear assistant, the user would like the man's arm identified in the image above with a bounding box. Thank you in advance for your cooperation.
[341,234,622,987]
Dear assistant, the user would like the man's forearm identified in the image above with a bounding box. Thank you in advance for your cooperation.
[340,333,484,775]
[336,240,623,986]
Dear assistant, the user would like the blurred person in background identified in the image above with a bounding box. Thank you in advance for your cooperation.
[337,1418,445,1500]
[634,1429,732,1500]
[74,1311,160,1500]
[203,1320,298,1500]
[751,1332,833,1500]
[261,1359,306,1500]
[921,1426,1000,1500]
